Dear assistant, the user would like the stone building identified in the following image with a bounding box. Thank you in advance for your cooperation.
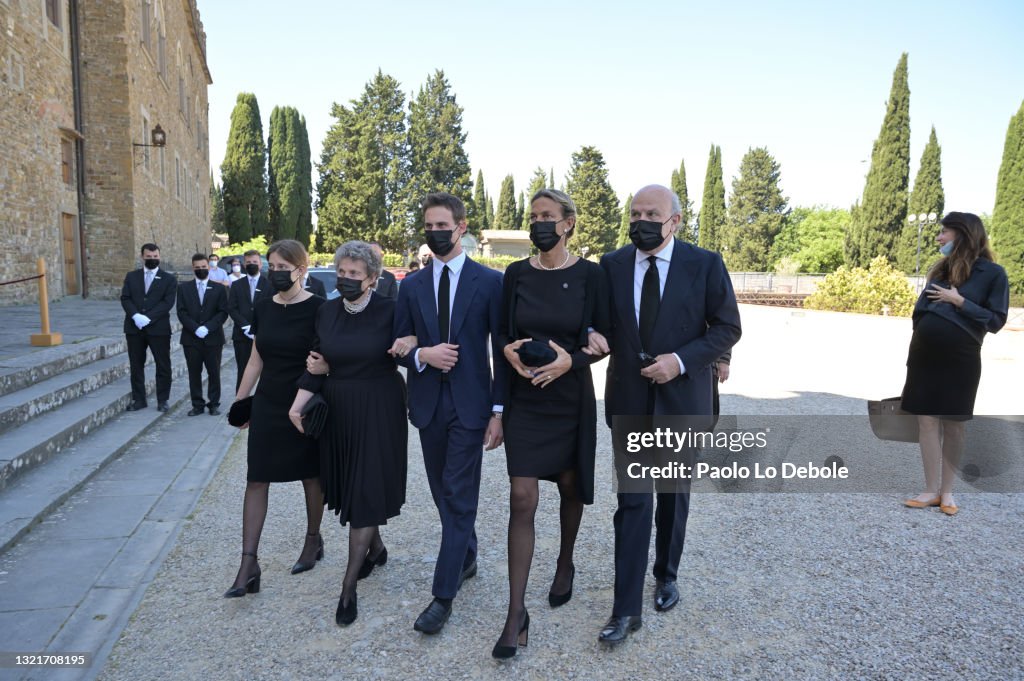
[0,0,212,305]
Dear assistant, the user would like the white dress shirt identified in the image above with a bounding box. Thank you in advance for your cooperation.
[633,239,686,376]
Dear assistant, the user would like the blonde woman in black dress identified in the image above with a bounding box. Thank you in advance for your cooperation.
[225,239,326,597]
[901,213,1009,516]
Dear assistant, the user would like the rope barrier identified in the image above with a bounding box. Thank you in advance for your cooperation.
[0,274,45,286]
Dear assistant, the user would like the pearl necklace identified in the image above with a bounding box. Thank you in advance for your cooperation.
[344,290,372,314]
[536,251,571,270]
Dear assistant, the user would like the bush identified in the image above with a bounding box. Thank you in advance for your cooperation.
[474,255,519,270]
[804,255,915,316]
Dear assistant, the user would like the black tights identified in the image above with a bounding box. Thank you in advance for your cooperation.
[339,526,384,606]
[497,470,583,645]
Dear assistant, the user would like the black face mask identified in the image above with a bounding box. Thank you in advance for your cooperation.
[530,221,563,252]
[425,230,456,257]
[269,270,295,293]
[629,219,671,252]
[244,263,260,276]
[194,268,209,280]
[143,258,160,270]
[338,277,365,302]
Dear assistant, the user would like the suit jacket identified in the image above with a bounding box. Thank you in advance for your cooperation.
[227,275,269,343]
[176,279,228,346]
[375,269,398,299]
[121,267,177,336]
[601,239,741,423]
[393,258,509,431]
[303,275,327,298]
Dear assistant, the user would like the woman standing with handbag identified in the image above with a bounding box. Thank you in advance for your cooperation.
[901,213,1009,516]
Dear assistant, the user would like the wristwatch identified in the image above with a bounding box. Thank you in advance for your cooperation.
[491,411,503,420]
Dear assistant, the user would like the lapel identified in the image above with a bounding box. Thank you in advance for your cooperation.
[132,269,145,299]
[416,268,440,345]
[654,240,701,338]
[611,247,641,351]
[450,258,479,340]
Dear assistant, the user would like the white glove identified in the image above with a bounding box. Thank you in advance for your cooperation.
[196,326,209,339]
[242,324,254,340]
[132,313,151,329]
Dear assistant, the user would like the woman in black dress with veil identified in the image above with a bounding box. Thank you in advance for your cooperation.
[290,241,408,626]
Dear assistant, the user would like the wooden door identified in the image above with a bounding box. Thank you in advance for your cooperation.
[61,213,80,295]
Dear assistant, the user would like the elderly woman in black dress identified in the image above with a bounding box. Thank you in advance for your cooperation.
[901,212,1009,516]
[289,241,409,626]
[493,189,610,658]
[225,239,326,598]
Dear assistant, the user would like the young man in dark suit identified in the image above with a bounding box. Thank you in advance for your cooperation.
[391,192,508,635]
[588,185,741,645]
[120,243,177,412]
[227,250,268,391]
[177,253,229,416]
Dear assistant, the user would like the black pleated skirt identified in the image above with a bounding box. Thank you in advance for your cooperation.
[901,313,982,421]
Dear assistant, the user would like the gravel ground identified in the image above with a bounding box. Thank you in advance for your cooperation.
[99,306,1024,681]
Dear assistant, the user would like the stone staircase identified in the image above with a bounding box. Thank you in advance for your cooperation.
[0,324,235,553]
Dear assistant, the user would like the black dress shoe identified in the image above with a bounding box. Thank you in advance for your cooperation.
[336,592,357,626]
[548,563,575,608]
[458,560,477,588]
[187,407,205,416]
[654,580,679,612]
[413,598,452,634]
[598,615,642,645]
[125,401,147,412]
[208,406,221,416]
[157,402,169,412]
[223,552,261,598]
[357,546,388,580]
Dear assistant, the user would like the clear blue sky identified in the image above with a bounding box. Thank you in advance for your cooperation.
[202,0,1024,218]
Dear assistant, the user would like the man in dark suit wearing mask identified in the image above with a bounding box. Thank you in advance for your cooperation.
[121,243,177,412]
[227,250,268,390]
[177,253,229,416]
[370,243,398,299]
[588,185,741,645]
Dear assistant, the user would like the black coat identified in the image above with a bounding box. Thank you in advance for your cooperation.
[176,279,228,346]
[375,269,398,299]
[121,268,176,336]
[227,275,269,342]
[304,275,327,298]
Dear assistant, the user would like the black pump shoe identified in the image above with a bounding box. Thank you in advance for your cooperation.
[492,610,530,659]
[336,592,358,626]
[548,563,575,608]
[224,552,261,598]
[357,546,388,580]
[291,532,324,574]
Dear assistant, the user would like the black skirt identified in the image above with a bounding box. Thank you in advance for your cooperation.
[901,313,982,421]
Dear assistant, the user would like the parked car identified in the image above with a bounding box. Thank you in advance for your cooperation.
[214,254,269,275]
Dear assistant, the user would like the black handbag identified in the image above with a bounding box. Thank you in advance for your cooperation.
[300,393,329,439]
[227,396,253,427]
[867,396,919,443]
[515,340,557,367]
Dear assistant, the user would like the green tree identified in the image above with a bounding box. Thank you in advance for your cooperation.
[670,158,695,242]
[485,196,495,229]
[565,145,619,256]
[617,193,633,248]
[698,144,726,251]
[267,106,307,242]
[896,126,945,273]
[772,207,851,273]
[316,71,409,252]
[515,192,525,230]
[549,168,556,189]
[522,167,548,228]
[846,53,911,267]
[493,175,517,230]
[722,147,789,271]
[221,92,269,243]
[295,115,313,248]
[991,100,1024,294]
[209,171,225,235]
[470,169,487,233]
[405,70,473,234]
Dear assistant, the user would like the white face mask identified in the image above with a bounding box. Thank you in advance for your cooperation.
[232,264,241,273]
[210,261,219,268]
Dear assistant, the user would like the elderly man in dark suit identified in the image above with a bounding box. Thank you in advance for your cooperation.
[227,250,269,391]
[120,243,177,412]
[177,253,229,416]
[589,184,741,645]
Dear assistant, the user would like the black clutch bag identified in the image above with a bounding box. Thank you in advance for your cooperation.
[515,340,557,367]
[300,393,329,439]
[227,396,253,427]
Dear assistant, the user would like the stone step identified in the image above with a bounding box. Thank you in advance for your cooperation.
[0,340,234,493]
[0,336,127,398]
[0,351,237,555]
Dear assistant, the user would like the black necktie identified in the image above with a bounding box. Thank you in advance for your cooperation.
[639,255,660,352]
[438,265,450,344]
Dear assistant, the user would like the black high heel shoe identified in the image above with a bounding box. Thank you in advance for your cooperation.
[336,591,358,626]
[491,609,530,659]
[224,552,261,598]
[291,532,324,574]
[357,546,388,580]
[548,563,575,608]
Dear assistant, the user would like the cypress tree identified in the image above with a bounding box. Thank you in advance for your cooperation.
[991,100,1024,294]
[523,167,548,228]
[221,92,269,244]
[267,106,305,242]
[617,193,633,248]
[471,169,488,233]
[516,191,525,230]
[565,145,619,256]
[722,147,789,271]
[485,196,495,229]
[549,168,556,190]
[670,158,695,242]
[209,171,225,234]
[847,53,911,267]
[493,175,517,230]
[295,115,313,248]
[898,126,945,273]
[698,144,726,251]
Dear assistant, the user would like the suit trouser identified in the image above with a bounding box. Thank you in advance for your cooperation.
[418,383,484,599]
[612,489,690,616]
[233,338,253,391]
[126,333,172,404]
[183,343,222,409]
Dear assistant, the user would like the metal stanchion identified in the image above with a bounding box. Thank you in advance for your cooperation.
[30,258,63,347]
